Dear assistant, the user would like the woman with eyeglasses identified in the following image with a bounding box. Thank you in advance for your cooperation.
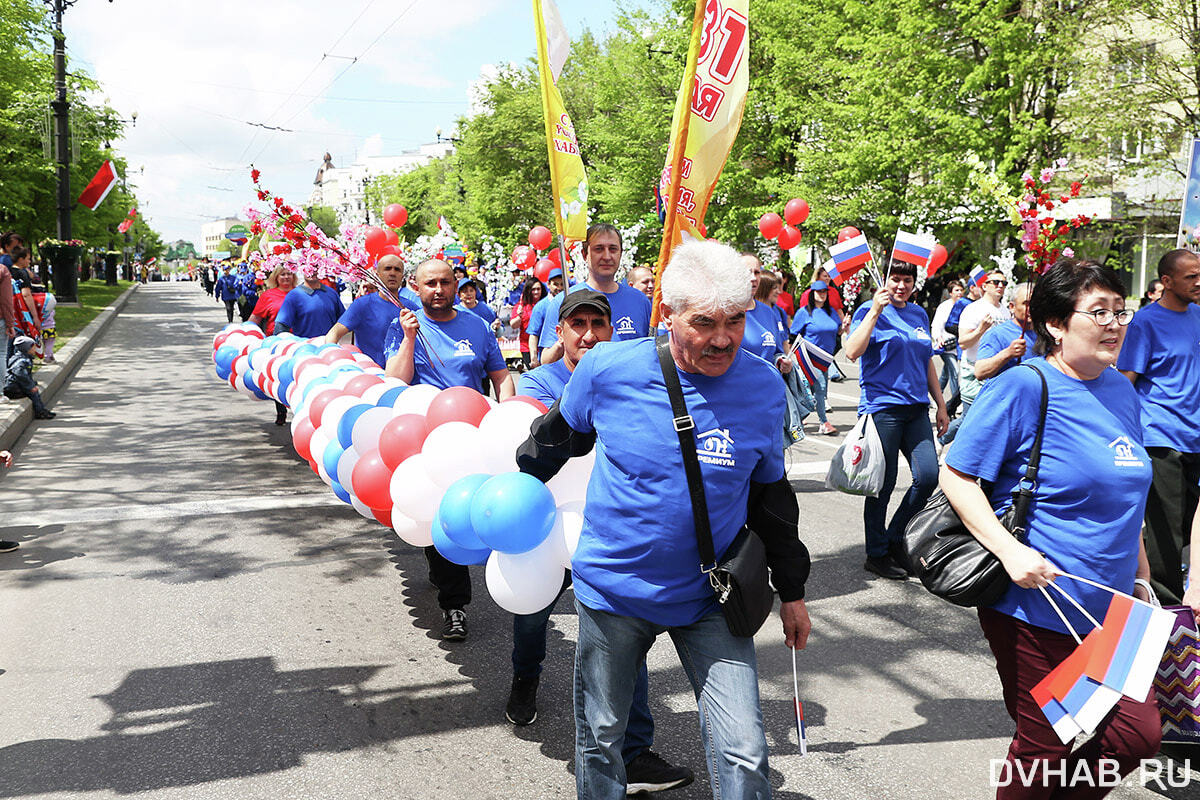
[941,259,1158,797]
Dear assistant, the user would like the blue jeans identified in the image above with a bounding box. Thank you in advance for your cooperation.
[512,574,653,763]
[574,600,770,800]
[809,369,829,424]
[938,397,972,446]
[939,352,959,402]
[863,404,939,558]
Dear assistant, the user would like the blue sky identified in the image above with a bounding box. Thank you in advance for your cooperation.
[63,0,661,244]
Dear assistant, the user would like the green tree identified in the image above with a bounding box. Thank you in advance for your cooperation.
[304,204,341,238]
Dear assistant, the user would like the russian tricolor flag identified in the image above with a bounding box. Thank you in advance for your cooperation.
[794,338,834,386]
[968,265,988,287]
[891,230,934,267]
[827,234,873,284]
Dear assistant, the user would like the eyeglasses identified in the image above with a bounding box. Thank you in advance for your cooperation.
[1072,308,1135,326]
[985,279,1008,286]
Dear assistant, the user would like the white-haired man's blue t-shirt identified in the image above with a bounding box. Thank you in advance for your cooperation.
[559,338,785,626]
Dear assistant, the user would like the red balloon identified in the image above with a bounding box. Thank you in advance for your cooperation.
[343,373,384,397]
[291,356,322,380]
[381,244,402,258]
[778,225,803,251]
[784,198,810,226]
[378,414,429,470]
[384,204,408,228]
[929,243,949,273]
[213,331,231,351]
[504,395,549,414]
[320,349,354,365]
[546,248,562,268]
[308,387,345,428]
[384,229,399,247]
[371,506,392,528]
[426,386,493,429]
[758,212,784,240]
[522,247,538,269]
[836,226,861,243]
[292,415,317,462]
[529,225,553,251]
[534,258,556,284]
[364,226,388,255]
[351,449,395,510]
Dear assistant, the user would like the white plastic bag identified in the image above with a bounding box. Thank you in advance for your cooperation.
[824,414,885,497]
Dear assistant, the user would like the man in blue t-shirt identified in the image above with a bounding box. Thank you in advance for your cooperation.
[273,268,345,338]
[324,254,412,368]
[1117,249,1200,603]
[516,239,811,797]
[533,224,652,364]
[525,268,565,358]
[383,258,515,642]
[213,265,238,323]
[974,282,1036,381]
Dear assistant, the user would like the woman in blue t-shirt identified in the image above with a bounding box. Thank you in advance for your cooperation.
[790,280,842,435]
[844,260,949,580]
[942,259,1159,791]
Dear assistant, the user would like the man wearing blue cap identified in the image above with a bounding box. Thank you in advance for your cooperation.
[456,277,499,330]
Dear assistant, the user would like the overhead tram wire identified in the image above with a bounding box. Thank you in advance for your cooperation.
[235,0,383,164]
[247,0,423,166]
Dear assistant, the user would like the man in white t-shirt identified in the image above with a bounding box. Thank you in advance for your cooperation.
[940,270,1010,445]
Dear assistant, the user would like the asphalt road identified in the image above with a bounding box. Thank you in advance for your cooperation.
[0,283,1188,800]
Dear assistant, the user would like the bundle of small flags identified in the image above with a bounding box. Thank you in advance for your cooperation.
[791,337,835,387]
[1033,581,1175,744]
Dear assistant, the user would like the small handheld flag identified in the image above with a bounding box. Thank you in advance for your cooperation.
[968,265,988,287]
[891,230,934,268]
[792,646,807,756]
[78,160,118,210]
[791,337,834,387]
[827,234,873,285]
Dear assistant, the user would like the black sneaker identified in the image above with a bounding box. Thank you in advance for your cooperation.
[864,554,908,581]
[274,409,287,426]
[505,675,539,726]
[441,608,468,641]
[0,541,18,553]
[625,750,694,795]
[888,542,918,577]
[33,409,56,419]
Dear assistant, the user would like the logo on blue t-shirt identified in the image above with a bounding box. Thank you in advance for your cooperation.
[453,339,476,357]
[614,316,637,336]
[913,326,931,340]
[1107,436,1145,468]
[761,331,776,348]
[696,427,735,467]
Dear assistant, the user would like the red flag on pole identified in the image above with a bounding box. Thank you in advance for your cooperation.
[78,160,118,210]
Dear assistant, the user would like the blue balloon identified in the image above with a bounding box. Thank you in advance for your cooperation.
[328,363,363,378]
[438,474,491,550]
[323,440,345,484]
[375,385,408,408]
[278,357,297,385]
[293,343,319,360]
[337,403,373,449]
[331,479,352,504]
[214,345,239,372]
[242,370,269,400]
[276,372,295,407]
[431,513,491,565]
[300,375,336,404]
[470,472,556,554]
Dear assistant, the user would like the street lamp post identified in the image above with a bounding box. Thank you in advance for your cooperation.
[47,0,72,241]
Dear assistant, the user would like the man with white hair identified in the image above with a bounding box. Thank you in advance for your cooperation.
[518,239,812,799]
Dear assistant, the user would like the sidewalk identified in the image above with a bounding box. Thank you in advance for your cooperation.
[0,283,138,453]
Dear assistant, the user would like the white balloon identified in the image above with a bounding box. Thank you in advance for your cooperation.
[358,383,391,405]
[336,446,362,495]
[315,394,361,433]
[351,406,394,454]
[390,453,443,522]
[477,432,520,475]
[421,422,484,489]
[547,450,595,505]
[392,510,434,547]
[329,370,366,391]
[391,383,440,417]
[485,548,566,615]
[349,492,375,520]
[248,348,273,371]
[478,401,542,440]
[549,500,585,568]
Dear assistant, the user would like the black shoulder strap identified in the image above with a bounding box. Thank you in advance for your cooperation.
[1007,363,1049,539]
[655,335,717,570]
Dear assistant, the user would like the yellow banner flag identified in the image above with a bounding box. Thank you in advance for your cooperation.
[533,0,589,244]
[653,0,750,318]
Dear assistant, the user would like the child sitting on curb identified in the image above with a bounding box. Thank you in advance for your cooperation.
[4,335,56,419]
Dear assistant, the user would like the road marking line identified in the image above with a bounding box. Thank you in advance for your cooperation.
[8,493,343,527]
[786,460,830,478]
[826,391,860,403]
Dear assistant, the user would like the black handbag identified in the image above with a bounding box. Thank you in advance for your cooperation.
[656,336,774,637]
[904,364,1048,607]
